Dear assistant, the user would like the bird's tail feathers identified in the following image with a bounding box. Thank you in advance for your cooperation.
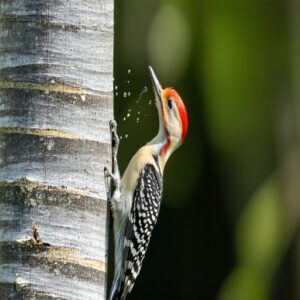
[109,277,121,300]
[109,277,133,300]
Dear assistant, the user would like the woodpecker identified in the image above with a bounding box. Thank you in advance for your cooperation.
[104,66,188,300]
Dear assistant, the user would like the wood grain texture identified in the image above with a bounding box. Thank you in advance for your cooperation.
[0,0,113,298]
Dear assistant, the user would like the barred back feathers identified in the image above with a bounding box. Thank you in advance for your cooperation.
[113,164,162,300]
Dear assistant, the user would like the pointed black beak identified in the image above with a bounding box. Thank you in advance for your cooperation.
[148,66,162,107]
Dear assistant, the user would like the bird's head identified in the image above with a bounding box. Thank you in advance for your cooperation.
[148,66,188,161]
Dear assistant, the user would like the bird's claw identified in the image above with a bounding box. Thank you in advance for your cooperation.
[104,120,121,204]
[110,120,119,155]
[109,119,117,131]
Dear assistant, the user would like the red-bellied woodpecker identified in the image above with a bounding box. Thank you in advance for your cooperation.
[105,66,188,300]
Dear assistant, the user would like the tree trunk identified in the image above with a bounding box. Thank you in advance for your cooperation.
[0,0,113,299]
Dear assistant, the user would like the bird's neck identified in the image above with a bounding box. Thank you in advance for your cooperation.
[147,129,177,173]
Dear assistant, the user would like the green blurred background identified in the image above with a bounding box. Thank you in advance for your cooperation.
[110,0,300,299]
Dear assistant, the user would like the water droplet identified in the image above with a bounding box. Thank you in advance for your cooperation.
[125,134,128,139]
[127,80,130,84]
[137,111,140,115]
[128,109,132,112]
[115,92,119,96]
[123,92,127,98]
[115,85,118,90]
[128,92,131,96]
[136,118,140,123]
[120,136,123,140]
[136,86,148,103]
[148,100,152,105]
[127,113,130,117]
[128,69,131,74]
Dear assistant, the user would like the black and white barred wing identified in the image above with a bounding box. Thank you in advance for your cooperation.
[121,164,163,298]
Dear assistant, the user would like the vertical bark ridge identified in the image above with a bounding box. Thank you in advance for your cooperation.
[0,0,113,298]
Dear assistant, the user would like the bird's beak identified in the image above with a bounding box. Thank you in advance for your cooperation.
[148,66,162,108]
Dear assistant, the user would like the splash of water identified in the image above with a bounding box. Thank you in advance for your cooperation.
[136,86,148,103]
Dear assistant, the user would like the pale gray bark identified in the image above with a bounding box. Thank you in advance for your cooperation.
[0,0,113,299]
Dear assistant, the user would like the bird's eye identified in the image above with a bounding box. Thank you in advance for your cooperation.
[167,99,173,109]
